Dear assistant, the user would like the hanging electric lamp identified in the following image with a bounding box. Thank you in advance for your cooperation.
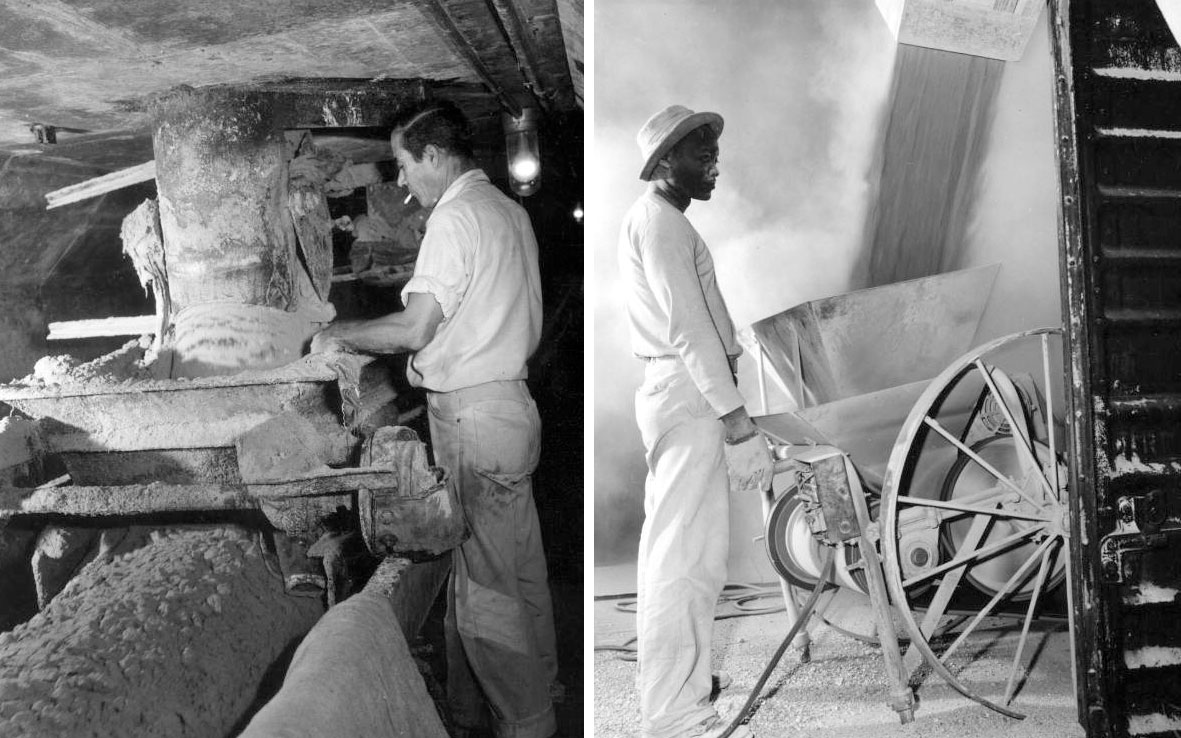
[503,107,541,197]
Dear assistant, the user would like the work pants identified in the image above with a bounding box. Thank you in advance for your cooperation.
[427,380,558,738]
[634,359,731,738]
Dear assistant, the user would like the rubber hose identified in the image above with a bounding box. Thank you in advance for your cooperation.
[717,546,837,738]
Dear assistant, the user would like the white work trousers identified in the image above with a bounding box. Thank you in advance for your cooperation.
[428,380,558,738]
[634,358,731,738]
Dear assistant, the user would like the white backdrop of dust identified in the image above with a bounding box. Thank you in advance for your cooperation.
[591,2,1062,566]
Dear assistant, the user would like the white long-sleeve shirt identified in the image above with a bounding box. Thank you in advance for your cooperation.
[401,169,542,392]
[619,187,744,417]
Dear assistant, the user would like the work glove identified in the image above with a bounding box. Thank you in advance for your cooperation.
[724,431,774,493]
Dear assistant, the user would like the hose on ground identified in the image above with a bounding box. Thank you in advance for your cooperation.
[716,546,836,738]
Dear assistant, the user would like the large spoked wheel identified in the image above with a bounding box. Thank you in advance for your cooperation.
[880,328,1070,717]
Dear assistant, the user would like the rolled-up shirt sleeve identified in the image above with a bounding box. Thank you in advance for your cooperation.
[401,208,473,319]
[637,217,745,417]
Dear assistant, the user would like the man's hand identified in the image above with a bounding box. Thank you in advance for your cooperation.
[723,431,774,493]
[719,405,773,492]
[309,327,351,354]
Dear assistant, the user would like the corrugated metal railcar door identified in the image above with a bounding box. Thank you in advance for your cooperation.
[1052,0,1181,736]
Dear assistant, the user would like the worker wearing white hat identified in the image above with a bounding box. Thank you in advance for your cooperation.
[619,104,775,738]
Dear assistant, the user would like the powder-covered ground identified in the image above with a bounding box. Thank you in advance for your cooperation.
[0,526,323,737]
[593,585,1083,738]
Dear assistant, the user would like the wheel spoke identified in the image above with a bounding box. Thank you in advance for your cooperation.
[939,536,1057,664]
[902,524,1045,589]
[896,494,1053,524]
[913,485,1009,509]
[1003,536,1059,704]
[903,512,994,675]
[975,361,1058,503]
[924,416,1048,511]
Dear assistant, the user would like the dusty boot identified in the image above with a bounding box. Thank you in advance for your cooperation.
[710,672,732,702]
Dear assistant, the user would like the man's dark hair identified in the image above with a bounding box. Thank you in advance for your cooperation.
[391,100,475,161]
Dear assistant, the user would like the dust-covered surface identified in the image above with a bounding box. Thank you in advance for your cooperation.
[593,594,1085,738]
[22,337,159,389]
[0,352,352,460]
[2,341,340,398]
[0,526,323,737]
[3,343,347,399]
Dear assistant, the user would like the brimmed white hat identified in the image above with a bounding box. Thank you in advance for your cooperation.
[636,105,724,181]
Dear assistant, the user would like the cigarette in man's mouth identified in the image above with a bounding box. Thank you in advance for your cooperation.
[404,193,413,205]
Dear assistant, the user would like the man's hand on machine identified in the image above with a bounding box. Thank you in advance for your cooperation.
[721,407,775,493]
[309,326,351,354]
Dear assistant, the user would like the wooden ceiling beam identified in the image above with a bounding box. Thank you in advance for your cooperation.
[491,0,577,110]
[415,0,524,117]
[487,0,550,110]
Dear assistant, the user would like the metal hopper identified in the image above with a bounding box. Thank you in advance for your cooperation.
[752,265,998,485]
[753,264,998,406]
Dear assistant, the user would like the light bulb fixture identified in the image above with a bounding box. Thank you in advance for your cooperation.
[503,107,541,197]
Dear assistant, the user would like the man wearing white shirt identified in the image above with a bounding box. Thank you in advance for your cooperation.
[619,105,774,738]
[312,101,556,738]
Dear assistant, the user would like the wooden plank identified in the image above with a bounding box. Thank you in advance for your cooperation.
[46,314,156,340]
[43,160,155,209]
[0,468,402,518]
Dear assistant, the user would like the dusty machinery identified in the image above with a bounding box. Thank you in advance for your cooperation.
[0,83,469,608]
[751,265,1072,719]
[0,352,464,601]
